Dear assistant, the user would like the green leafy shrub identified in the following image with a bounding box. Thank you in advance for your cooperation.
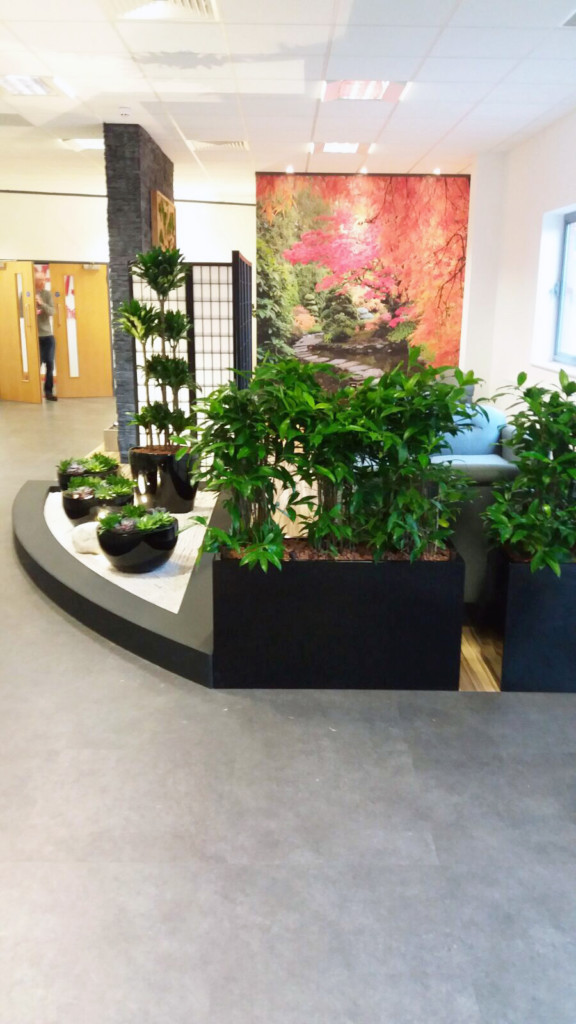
[318,287,359,343]
[58,454,119,475]
[483,369,576,575]
[180,351,478,569]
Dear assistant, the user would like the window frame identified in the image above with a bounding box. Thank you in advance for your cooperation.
[554,211,576,367]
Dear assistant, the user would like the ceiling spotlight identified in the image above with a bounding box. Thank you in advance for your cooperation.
[433,167,441,175]
[60,138,105,151]
[286,165,294,174]
[359,166,368,174]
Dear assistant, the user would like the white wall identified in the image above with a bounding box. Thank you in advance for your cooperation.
[0,193,256,270]
[0,193,109,262]
[463,109,576,395]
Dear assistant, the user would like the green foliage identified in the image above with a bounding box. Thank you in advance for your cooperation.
[483,370,576,574]
[317,288,359,343]
[255,238,298,356]
[66,475,134,498]
[98,504,175,534]
[131,247,187,300]
[181,351,478,568]
[387,319,419,343]
[120,247,196,446]
[58,454,119,474]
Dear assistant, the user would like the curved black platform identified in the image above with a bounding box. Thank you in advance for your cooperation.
[13,481,216,686]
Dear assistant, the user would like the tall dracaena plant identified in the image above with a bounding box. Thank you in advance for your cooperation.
[131,247,187,358]
[116,299,160,406]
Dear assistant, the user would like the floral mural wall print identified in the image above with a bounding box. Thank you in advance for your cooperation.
[256,173,470,369]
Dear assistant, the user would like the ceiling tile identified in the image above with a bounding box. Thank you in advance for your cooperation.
[224,23,330,55]
[416,58,517,82]
[8,20,128,53]
[0,50,52,74]
[487,80,576,103]
[217,0,336,24]
[116,21,228,54]
[232,57,324,80]
[430,26,544,59]
[0,0,106,18]
[330,25,438,57]
[336,0,457,26]
[506,59,576,84]
[245,116,314,141]
[450,0,576,29]
[0,24,21,50]
[325,55,421,80]
[528,29,576,59]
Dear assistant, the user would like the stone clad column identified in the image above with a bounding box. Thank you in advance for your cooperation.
[104,124,174,459]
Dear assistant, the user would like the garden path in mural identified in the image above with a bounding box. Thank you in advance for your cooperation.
[256,173,470,369]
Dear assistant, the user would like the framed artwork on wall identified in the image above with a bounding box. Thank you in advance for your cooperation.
[151,190,176,249]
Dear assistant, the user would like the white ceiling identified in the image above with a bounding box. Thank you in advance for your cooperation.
[1,0,576,201]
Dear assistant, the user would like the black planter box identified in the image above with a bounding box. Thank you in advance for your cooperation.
[212,554,464,689]
[498,558,576,692]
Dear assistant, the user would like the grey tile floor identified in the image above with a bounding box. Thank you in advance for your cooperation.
[1,397,576,1024]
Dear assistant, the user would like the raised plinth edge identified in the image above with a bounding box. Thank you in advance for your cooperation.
[12,481,214,686]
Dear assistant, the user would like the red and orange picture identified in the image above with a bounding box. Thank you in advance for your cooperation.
[256,173,470,370]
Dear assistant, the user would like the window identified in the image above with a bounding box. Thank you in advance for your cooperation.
[555,213,576,365]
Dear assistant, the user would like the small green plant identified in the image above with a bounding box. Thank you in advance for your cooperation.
[98,505,175,534]
[118,246,196,449]
[58,454,119,475]
[483,369,576,575]
[318,287,359,343]
[65,474,133,496]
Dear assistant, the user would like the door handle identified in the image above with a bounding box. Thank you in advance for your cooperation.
[57,302,62,328]
[25,302,31,329]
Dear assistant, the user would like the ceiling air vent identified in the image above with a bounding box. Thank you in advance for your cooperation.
[109,0,218,19]
[187,140,250,151]
[563,10,576,24]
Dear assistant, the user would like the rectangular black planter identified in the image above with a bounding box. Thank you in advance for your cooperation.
[499,559,576,693]
[212,554,464,689]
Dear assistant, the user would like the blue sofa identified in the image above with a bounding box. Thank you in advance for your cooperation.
[432,397,518,603]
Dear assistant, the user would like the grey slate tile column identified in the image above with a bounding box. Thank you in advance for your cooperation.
[104,123,174,460]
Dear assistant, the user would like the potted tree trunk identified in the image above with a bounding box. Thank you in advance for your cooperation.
[179,352,478,690]
[483,370,576,692]
[117,246,197,513]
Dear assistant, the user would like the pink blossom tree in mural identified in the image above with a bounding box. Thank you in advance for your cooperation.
[257,173,470,365]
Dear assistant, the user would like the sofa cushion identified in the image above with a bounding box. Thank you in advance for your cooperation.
[439,403,508,456]
[431,453,519,484]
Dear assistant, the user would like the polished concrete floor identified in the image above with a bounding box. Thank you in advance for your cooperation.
[2,397,576,1024]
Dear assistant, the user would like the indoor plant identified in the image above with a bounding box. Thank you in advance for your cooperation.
[57,453,120,490]
[97,504,178,573]
[180,352,477,689]
[117,246,198,512]
[482,369,576,691]
[62,475,135,522]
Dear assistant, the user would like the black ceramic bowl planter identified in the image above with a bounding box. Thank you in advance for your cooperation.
[129,446,197,513]
[97,506,178,573]
[62,485,99,523]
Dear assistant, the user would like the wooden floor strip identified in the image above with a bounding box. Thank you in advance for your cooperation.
[460,625,501,692]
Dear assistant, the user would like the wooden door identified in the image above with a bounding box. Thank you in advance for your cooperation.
[50,263,114,398]
[0,261,42,403]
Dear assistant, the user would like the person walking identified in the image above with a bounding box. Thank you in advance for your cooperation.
[35,267,58,401]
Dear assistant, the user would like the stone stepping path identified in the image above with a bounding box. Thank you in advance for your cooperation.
[292,334,383,380]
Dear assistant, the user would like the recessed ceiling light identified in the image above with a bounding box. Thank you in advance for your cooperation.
[0,74,75,97]
[323,142,359,154]
[399,83,412,101]
[119,0,218,18]
[368,143,376,155]
[359,166,368,174]
[286,165,294,174]
[433,167,441,175]
[0,75,51,96]
[60,138,105,151]
[323,80,389,102]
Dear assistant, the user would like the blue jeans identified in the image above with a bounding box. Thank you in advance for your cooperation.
[39,335,55,396]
